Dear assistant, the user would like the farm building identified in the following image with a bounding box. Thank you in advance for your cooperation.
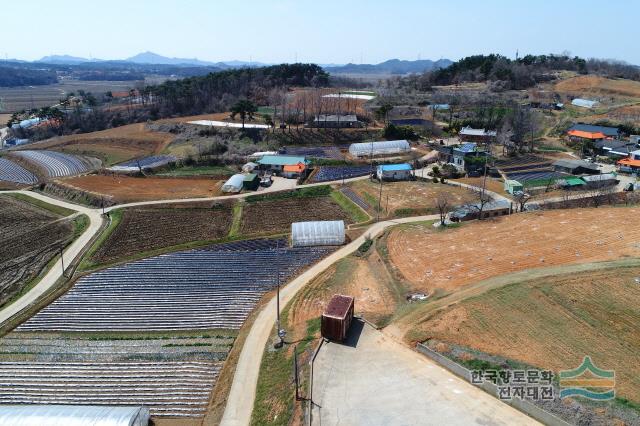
[580,173,618,189]
[571,98,599,109]
[376,163,413,181]
[594,139,637,158]
[311,114,361,128]
[321,294,355,342]
[242,162,258,173]
[256,155,308,173]
[452,143,489,173]
[617,150,640,173]
[348,140,410,157]
[567,129,607,143]
[242,173,260,191]
[458,126,497,143]
[449,200,512,222]
[282,163,306,179]
[558,176,587,189]
[553,159,600,175]
[504,179,524,195]
[222,174,246,193]
[568,124,620,139]
[291,220,345,247]
[0,405,150,426]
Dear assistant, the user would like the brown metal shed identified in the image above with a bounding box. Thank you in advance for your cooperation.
[321,294,354,342]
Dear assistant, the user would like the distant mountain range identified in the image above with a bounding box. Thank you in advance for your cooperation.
[33,52,451,74]
[36,51,267,68]
[324,59,453,75]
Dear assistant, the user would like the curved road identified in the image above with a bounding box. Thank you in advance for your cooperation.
[0,190,104,326]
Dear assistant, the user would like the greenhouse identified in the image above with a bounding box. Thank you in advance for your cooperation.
[349,140,410,157]
[291,220,345,247]
[0,405,150,426]
[221,174,246,193]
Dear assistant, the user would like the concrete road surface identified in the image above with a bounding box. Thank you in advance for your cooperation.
[311,321,539,426]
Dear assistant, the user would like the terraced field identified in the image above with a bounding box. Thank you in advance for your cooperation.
[3,238,332,419]
[13,150,98,178]
[109,155,177,172]
[0,195,74,307]
[91,202,233,265]
[0,158,38,185]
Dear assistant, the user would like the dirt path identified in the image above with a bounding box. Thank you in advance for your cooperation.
[387,257,640,343]
[0,191,104,327]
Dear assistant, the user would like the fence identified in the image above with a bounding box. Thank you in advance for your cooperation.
[416,343,570,426]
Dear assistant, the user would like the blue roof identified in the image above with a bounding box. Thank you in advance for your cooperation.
[378,163,412,172]
[456,143,478,153]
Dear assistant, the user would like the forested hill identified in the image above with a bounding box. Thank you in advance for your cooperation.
[148,63,329,115]
[0,66,58,87]
[423,54,640,90]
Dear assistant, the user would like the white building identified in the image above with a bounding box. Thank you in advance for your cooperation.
[349,140,410,157]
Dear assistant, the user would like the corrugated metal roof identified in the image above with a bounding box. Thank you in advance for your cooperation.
[581,173,617,182]
[324,294,354,319]
[459,127,497,137]
[553,159,599,170]
[257,155,307,166]
[571,99,598,108]
[562,177,586,186]
[569,124,619,137]
[314,114,358,122]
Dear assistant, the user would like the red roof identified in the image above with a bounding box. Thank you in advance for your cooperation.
[567,130,606,140]
[324,294,354,319]
[283,163,306,173]
[617,158,640,167]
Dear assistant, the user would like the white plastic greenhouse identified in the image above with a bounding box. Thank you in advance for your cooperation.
[348,140,410,157]
[291,220,345,247]
[0,405,150,426]
[222,174,246,193]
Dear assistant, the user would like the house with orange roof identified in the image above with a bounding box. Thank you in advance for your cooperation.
[282,162,306,179]
[617,150,640,173]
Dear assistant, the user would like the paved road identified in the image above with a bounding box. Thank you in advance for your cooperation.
[312,321,538,426]
[0,191,104,327]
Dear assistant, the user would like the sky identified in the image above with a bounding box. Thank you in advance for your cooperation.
[5,0,640,65]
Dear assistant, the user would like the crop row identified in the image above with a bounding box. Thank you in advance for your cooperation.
[310,165,372,183]
[0,158,38,184]
[14,150,95,178]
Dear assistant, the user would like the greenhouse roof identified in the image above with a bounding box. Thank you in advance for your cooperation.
[0,405,150,426]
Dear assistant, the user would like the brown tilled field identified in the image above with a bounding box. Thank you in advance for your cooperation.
[0,195,73,306]
[91,202,233,265]
[57,175,222,203]
[241,197,352,235]
[349,180,477,217]
[420,266,640,403]
[554,75,640,99]
[25,123,173,165]
[387,208,640,293]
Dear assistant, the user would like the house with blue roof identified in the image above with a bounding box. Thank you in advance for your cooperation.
[452,143,489,174]
[256,155,309,174]
[376,163,413,181]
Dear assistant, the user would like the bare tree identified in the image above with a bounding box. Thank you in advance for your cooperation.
[435,193,451,226]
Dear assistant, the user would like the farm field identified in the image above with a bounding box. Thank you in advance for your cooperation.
[13,150,99,178]
[387,207,640,294]
[26,123,174,166]
[241,193,354,235]
[4,238,334,420]
[0,81,138,113]
[90,202,234,266]
[419,266,640,405]
[349,179,477,217]
[56,174,222,203]
[554,75,640,99]
[309,165,372,183]
[0,194,74,307]
[0,157,38,185]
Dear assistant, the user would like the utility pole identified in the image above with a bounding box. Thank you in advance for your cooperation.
[377,177,383,222]
[59,247,65,277]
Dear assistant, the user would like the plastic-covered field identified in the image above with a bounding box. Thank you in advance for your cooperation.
[17,239,333,332]
[281,146,343,159]
[13,150,95,177]
[0,158,38,184]
[505,170,568,183]
[188,120,270,129]
[109,155,176,172]
[310,165,372,183]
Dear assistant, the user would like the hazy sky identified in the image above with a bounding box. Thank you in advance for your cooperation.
[6,0,639,64]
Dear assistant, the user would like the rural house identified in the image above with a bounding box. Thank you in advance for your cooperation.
[282,163,307,179]
[458,126,497,143]
[256,155,308,174]
[311,114,361,128]
[376,163,413,181]
[449,200,512,222]
[580,173,618,189]
[617,150,640,173]
[567,124,620,139]
[553,159,600,175]
[594,139,637,158]
[452,143,489,173]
